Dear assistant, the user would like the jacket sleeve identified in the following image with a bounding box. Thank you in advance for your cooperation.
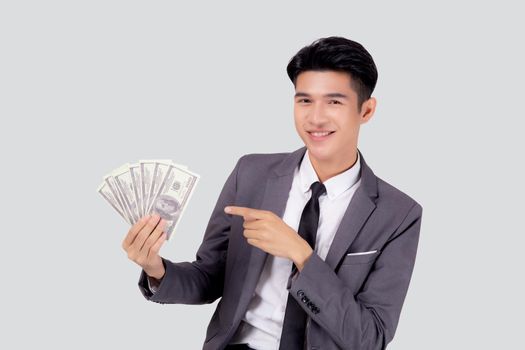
[288,202,423,349]
[137,155,243,305]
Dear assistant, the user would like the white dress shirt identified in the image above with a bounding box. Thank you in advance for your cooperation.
[228,149,361,350]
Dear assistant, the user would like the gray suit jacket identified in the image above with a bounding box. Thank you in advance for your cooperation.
[138,146,423,350]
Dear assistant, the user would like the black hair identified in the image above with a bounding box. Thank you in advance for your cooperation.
[286,36,378,113]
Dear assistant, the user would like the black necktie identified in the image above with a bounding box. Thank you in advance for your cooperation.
[279,181,326,350]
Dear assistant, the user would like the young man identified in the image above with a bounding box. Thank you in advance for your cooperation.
[122,36,423,350]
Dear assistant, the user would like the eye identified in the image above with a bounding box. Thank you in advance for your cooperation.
[329,100,342,105]
[297,98,310,103]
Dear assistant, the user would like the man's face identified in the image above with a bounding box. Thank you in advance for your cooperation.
[293,70,375,167]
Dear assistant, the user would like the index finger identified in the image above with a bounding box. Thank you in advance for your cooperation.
[122,215,150,250]
[224,206,268,221]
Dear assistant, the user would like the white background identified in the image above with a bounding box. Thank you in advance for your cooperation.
[1,1,523,348]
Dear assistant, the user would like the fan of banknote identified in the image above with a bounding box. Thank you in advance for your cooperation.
[97,160,200,240]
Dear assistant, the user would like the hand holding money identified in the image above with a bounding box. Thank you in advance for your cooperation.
[97,159,200,240]
[122,214,167,279]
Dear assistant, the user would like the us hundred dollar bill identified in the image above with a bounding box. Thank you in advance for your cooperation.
[146,160,172,216]
[97,180,131,224]
[140,160,188,218]
[112,164,140,223]
[148,163,200,240]
[129,163,143,218]
[139,160,155,219]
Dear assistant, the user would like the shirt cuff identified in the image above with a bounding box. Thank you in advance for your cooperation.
[147,275,161,294]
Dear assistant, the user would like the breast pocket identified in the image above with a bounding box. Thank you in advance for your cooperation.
[340,249,380,265]
[337,250,380,294]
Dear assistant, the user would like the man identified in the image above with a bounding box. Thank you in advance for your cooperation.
[122,36,423,350]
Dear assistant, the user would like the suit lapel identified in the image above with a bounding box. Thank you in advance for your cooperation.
[325,148,379,268]
[324,185,376,269]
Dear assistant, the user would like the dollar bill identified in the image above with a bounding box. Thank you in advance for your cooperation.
[102,174,133,224]
[146,160,172,215]
[112,164,140,223]
[129,163,143,218]
[97,181,131,224]
[139,160,155,220]
[144,160,188,215]
[148,163,200,240]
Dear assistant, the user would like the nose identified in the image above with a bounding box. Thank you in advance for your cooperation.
[308,102,328,125]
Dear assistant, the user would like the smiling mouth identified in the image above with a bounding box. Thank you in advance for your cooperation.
[308,131,335,136]
[307,131,335,141]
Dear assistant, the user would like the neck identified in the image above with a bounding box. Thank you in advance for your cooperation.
[309,148,358,183]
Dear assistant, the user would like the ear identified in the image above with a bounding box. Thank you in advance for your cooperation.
[359,97,377,125]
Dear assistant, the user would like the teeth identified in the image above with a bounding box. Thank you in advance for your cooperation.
[311,131,331,137]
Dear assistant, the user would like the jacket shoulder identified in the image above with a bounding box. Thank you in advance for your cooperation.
[375,176,423,213]
[237,150,291,174]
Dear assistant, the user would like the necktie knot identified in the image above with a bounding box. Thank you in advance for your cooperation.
[310,181,326,200]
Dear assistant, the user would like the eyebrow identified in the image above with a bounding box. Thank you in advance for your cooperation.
[294,92,349,100]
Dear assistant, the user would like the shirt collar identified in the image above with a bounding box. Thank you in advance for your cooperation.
[299,148,361,200]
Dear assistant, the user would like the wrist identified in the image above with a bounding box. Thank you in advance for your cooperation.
[145,259,166,280]
[146,268,165,281]
[293,239,313,272]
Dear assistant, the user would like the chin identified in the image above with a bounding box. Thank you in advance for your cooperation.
[306,144,335,161]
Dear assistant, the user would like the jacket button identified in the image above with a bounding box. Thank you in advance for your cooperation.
[301,296,308,303]
[297,290,305,297]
